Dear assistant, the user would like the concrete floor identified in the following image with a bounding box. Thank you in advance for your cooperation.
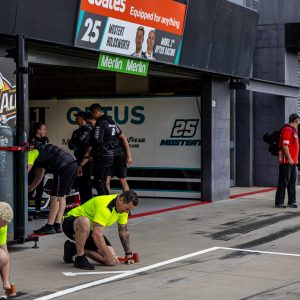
[7,187,300,300]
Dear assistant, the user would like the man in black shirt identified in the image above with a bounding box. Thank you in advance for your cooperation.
[78,103,116,195]
[68,111,92,204]
[28,144,78,234]
[85,110,133,194]
[106,123,132,193]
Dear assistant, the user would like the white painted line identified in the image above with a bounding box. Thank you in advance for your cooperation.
[35,246,300,300]
[62,271,130,277]
[218,247,300,257]
[34,247,219,300]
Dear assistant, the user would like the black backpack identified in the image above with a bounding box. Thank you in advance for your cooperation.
[263,129,282,156]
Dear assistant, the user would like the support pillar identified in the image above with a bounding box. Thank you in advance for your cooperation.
[201,78,230,201]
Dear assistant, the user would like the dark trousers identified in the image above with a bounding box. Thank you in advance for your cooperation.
[275,164,298,205]
[28,168,45,211]
[76,163,93,204]
[50,161,78,197]
[34,178,45,211]
[93,156,114,196]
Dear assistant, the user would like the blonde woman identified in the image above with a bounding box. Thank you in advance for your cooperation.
[0,202,13,292]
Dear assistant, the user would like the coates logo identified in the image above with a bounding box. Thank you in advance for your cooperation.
[88,0,126,12]
[160,119,200,147]
[0,73,16,124]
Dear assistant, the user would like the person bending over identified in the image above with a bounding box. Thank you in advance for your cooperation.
[28,144,77,235]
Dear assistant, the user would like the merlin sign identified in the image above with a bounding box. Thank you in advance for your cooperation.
[74,0,187,64]
[97,53,149,76]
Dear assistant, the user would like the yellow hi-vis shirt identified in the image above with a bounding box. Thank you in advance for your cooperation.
[28,149,39,165]
[0,225,8,245]
[66,194,128,230]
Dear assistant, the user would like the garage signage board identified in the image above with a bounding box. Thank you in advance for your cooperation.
[97,53,149,76]
[29,96,201,199]
[74,0,187,65]
[0,58,16,128]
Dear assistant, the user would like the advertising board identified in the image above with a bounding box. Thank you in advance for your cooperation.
[0,56,16,241]
[75,0,187,65]
[0,59,16,128]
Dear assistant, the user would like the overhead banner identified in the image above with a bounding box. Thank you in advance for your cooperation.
[74,0,187,64]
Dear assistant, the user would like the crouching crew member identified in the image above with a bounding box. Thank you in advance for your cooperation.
[62,190,138,270]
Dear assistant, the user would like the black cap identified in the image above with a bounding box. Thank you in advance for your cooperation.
[289,113,300,123]
[74,111,88,119]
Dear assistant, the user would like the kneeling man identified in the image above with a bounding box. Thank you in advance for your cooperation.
[62,190,138,270]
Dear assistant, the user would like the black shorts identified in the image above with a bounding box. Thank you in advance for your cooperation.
[50,161,77,197]
[62,216,111,251]
[108,152,127,178]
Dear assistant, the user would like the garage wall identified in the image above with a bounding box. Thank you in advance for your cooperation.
[0,0,258,78]
[0,0,79,46]
[180,0,259,78]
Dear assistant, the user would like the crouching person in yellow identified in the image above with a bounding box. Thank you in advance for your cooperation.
[62,190,138,270]
[0,202,13,292]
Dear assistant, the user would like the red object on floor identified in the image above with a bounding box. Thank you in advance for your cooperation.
[73,193,81,205]
[118,252,140,263]
[65,192,81,210]
[5,283,16,296]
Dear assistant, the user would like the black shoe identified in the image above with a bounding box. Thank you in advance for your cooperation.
[54,223,62,233]
[287,203,298,208]
[33,224,55,234]
[275,204,286,208]
[74,255,95,270]
[63,240,76,263]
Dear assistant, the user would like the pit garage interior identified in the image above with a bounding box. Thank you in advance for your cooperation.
[0,0,259,242]
[27,43,203,200]
[29,50,202,99]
